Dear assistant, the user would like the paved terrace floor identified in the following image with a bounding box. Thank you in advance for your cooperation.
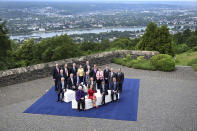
[0,63,197,131]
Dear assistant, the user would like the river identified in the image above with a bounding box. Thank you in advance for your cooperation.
[10,26,175,40]
[10,27,147,40]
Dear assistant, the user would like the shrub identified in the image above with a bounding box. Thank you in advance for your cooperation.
[192,64,197,71]
[157,58,175,71]
[126,54,131,61]
[176,44,190,54]
[150,54,175,71]
[192,46,197,52]
[133,60,156,71]
[187,58,197,66]
[112,58,123,65]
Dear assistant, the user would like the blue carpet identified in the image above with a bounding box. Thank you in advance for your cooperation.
[24,78,140,121]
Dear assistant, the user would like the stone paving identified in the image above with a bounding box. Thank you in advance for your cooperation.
[0,63,197,131]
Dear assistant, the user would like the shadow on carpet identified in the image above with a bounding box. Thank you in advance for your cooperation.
[24,78,140,121]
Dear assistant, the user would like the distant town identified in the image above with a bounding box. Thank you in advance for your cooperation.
[0,1,197,42]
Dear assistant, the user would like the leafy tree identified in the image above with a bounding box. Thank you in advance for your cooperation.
[0,19,12,70]
[137,22,175,56]
[186,35,197,48]
[15,39,35,66]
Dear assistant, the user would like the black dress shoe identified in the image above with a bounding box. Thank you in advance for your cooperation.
[56,100,59,102]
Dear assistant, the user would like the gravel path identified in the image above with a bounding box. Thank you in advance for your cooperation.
[0,63,197,131]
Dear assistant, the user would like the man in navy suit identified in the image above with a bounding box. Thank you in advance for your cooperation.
[53,63,60,91]
[91,64,98,82]
[71,63,78,77]
[83,60,90,73]
[104,65,111,89]
[63,63,70,84]
[100,80,108,105]
[110,77,119,102]
[116,68,124,93]
[67,73,77,90]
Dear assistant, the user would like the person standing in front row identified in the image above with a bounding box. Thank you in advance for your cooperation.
[76,86,85,111]
[57,77,67,102]
[100,80,108,105]
[110,77,119,102]
[53,63,60,91]
[104,66,111,88]
[108,68,117,87]
[117,68,124,93]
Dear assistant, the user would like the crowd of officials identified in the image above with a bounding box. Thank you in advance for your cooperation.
[53,61,124,111]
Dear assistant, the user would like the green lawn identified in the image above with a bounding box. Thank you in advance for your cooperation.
[175,51,197,66]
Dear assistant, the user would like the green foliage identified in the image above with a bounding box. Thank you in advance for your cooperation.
[112,55,175,71]
[187,58,197,66]
[150,54,175,71]
[133,60,156,71]
[192,46,197,52]
[176,44,190,54]
[137,22,175,56]
[112,58,124,65]
[0,19,12,70]
[186,35,197,48]
[192,64,197,71]
[126,54,131,61]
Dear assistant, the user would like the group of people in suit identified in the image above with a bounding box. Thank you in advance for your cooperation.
[53,61,124,111]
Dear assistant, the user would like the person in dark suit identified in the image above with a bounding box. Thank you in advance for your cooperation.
[91,64,98,82]
[58,69,64,81]
[63,63,70,83]
[71,63,78,77]
[53,64,60,91]
[57,77,67,102]
[117,68,124,93]
[104,66,111,89]
[67,73,77,90]
[83,60,90,73]
[76,86,85,111]
[108,68,117,86]
[110,77,119,102]
[100,80,108,105]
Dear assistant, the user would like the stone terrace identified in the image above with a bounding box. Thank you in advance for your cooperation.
[0,63,197,131]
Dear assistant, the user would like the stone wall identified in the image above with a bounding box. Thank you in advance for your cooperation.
[0,50,159,87]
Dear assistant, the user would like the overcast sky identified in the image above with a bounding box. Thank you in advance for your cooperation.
[1,0,197,1]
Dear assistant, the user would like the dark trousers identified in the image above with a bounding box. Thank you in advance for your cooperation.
[77,99,85,110]
[79,76,83,83]
[105,79,109,89]
[101,94,106,105]
[111,91,118,101]
[54,79,58,91]
[57,90,64,101]
[119,82,123,93]
[97,79,102,89]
